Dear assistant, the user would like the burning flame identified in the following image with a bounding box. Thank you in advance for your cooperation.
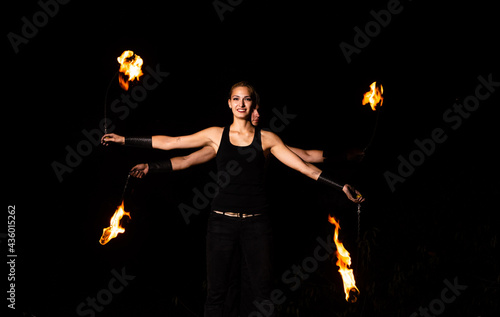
[117,50,143,91]
[99,200,131,245]
[328,215,359,302]
[362,81,384,111]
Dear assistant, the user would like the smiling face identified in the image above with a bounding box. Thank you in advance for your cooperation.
[228,86,255,120]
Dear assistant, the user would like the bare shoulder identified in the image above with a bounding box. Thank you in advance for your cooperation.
[202,126,224,151]
[203,126,224,139]
[261,129,283,150]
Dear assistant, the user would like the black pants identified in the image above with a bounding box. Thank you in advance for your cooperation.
[205,212,274,317]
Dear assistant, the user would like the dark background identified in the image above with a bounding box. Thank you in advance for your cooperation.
[4,0,499,316]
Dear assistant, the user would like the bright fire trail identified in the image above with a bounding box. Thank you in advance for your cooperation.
[328,215,359,303]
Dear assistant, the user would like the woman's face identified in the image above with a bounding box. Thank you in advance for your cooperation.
[228,86,255,120]
[251,105,260,126]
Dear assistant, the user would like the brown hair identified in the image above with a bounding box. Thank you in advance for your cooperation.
[228,81,259,106]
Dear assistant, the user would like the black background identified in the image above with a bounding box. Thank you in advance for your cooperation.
[4,0,499,316]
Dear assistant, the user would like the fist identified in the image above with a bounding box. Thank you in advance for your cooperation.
[130,163,149,179]
[101,133,125,146]
[343,184,365,203]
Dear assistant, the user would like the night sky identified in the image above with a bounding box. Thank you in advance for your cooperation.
[5,0,499,316]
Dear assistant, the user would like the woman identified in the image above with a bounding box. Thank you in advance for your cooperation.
[101,81,364,316]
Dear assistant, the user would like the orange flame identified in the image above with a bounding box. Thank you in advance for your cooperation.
[328,215,359,302]
[362,81,384,111]
[117,50,143,91]
[99,200,131,245]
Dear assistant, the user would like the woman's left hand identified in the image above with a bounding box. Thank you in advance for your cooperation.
[343,184,365,203]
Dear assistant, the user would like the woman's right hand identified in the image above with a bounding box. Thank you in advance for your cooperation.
[343,184,365,204]
[101,133,125,146]
[130,163,149,178]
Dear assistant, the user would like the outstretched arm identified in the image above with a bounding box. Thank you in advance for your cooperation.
[263,131,364,203]
[151,127,221,151]
[129,146,216,178]
[285,146,366,164]
[286,147,324,163]
[264,132,321,180]
[171,146,217,170]
[101,127,222,152]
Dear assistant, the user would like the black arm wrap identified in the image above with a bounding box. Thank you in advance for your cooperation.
[147,159,173,173]
[317,172,345,191]
[124,137,152,148]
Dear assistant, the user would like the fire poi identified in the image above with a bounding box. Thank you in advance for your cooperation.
[103,50,144,134]
[99,174,132,245]
[117,50,144,91]
[328,215,360,303]
[99,200,131,245]
[101,51,144,242]
[362,81,384,152]
[362,81,383,111]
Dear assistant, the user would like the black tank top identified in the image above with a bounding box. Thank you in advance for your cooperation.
[211,126,269,213]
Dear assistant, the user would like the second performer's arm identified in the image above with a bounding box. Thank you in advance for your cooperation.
[263,131,364,204]
[101,129,220,178]
[286,147,324,163]
[129,146,217,178]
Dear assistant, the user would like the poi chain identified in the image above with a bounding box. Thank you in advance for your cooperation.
[357,203,361,241]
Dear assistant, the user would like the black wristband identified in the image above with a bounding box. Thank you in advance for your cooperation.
[124,137,152,148]
[317,172,345,191]
[147,159,173,173]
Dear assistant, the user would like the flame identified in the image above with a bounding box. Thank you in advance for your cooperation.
[117,50,143,91]
[328,215,359,302]
[362,81,384,111]
[99,200,131,245]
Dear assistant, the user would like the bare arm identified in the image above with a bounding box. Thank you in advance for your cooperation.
[287,146,324,163]
[152,127,220,151]
[129,146,216,178]
[264,132,322,180]
[101,127,222,152]
[171,146,216,170]
[263,131,364,203]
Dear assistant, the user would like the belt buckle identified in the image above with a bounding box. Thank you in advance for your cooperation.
[213,211,257,218]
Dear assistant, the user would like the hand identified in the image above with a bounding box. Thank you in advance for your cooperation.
[101,133,125,146]
[343,184,365,203]
[130,163,149,178]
